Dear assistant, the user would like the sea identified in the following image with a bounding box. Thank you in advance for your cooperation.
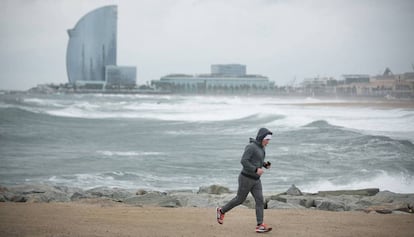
[1,93,413,194]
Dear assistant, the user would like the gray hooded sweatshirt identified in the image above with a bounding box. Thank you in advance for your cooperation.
[240,128,273,180]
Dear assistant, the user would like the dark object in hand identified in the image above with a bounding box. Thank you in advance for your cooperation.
[264,161,271,169]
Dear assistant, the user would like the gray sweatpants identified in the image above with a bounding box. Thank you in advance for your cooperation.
[221,173,264,225]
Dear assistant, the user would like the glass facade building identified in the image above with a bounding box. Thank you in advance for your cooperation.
[66,5,117,84]
[211,64,246,77]
[105,65,137,88]
[152,64,273,94]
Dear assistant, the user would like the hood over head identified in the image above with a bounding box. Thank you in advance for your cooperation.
[255,128,273,143]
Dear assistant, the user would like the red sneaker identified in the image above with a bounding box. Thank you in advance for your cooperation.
[256,223,272,233]
[216,207,225,224]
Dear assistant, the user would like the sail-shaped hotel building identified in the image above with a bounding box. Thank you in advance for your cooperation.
[66,5,136,89]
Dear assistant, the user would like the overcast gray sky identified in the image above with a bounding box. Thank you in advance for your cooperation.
[1,0,413,90]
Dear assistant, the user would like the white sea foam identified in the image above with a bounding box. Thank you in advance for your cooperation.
[26,95,414,141]
[96,150,164,157]
[24,95,406,123]
[266,103,414,141]
[122,99,269,122]
[36,95,270,121]
[48,174,137,190]
[302,171,414,194]
[23,98,69,108]
[23,98,53,105]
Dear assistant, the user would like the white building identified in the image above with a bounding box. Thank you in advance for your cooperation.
[152,64,273,94]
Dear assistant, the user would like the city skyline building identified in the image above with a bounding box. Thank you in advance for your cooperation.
[66,5,117,84]
[66,5,136,89]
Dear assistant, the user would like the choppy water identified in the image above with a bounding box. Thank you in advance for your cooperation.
[0,93,413,193]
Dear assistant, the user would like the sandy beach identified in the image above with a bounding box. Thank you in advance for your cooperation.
[291,99,414,109]
[1,202,413,237]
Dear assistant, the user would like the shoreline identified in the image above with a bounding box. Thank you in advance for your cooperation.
[1,184,413,213]
[291,100,414,109]
[2,90,414,101]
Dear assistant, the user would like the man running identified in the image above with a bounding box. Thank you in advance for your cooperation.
[217,127,273,233]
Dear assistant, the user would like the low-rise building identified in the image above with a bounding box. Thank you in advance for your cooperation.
[152,64,274,94]
[335,69,414,98]
[301,77,337,96]
[105,65,137,89]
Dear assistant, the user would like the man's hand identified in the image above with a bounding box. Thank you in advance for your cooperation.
[256,168,264,176]
[264,161,271,169]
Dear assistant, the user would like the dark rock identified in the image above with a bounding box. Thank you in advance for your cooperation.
[286,184,303,196]
[11,195,27,202]
[408,203,414,213]
[364,203,414,214]
[375,209,393,214]
[172,191,235,208]
[368,191,405,204]
[3,185,72,203]
[0,186,9,193]
[316,200,349,211]
[0,191,14,202]
[301,198,316,208]
[269,194,287,203]
[317,188,379,197]
[136,189,147,195]
[159,199,182,208]
[85,187,133,201]
[198,185,230,195]
[241,196,256,209]
[0,186,10,202]
[70,192,90,201]
[364,191,414,213]
[355,199,373,206]
[316,201,337,211]
[123,192,181,207]
[267,200,305,209]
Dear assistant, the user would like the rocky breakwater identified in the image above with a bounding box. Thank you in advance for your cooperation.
[267,185,414,214]
[1,184,413,214]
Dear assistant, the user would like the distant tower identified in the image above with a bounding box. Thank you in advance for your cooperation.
[66,5,117,84]
[383,67,393,76]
